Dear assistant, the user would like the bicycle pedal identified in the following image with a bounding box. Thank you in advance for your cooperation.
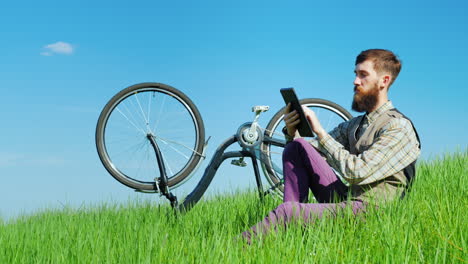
[231,159,247,167]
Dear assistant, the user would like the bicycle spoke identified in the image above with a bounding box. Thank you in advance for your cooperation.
[155,135,202,157]
[154,112,193,134]
[159,149,175,176]
[134,93,149,130]
[123,100,145,131]
[264,127,284,138]
[134,143,147,179]
[157,137,191,160]
[157,128,193,136]
[324,111,335,131]
[260,148,282,156]
[153,94,167,133]
[115,107,146,135]
[104,132,143,145]
[109,139,147,162]
[147,92,152,129]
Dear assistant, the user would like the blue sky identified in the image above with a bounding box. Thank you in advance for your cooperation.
[1,0,467,220]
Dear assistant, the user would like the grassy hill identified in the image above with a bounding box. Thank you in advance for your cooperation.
[1,151,466,263]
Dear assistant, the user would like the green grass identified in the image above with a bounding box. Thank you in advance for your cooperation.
[1,151,467,263]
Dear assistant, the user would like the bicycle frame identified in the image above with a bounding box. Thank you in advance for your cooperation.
[140,107,285,211]
[178,130,285,211]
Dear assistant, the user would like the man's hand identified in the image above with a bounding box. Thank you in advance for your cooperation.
[283,103,300,136]
[302,106,327,139]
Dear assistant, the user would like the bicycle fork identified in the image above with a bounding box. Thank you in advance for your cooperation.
[146,133,178,208]
[143,105,282,212]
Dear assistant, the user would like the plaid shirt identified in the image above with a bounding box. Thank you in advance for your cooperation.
[310,101,421,186]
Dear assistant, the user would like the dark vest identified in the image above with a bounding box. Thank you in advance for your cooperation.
[347,108,421,201]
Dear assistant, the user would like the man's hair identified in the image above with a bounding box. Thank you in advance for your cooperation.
[355,49,402,88]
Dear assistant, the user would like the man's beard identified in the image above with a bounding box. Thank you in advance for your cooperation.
[352,83,379,113]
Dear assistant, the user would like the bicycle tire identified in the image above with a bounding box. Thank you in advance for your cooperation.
[260,98,353,196]
[96,82,205,191]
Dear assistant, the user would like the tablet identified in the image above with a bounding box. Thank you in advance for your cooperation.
[280,88,315,137]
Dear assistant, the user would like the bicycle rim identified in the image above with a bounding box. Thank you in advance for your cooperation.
[96,83,205,191]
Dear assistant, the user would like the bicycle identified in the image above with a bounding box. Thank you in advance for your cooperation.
[95,82,353,211]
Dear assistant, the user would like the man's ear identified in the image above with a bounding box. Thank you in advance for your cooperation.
[380,74,391,90]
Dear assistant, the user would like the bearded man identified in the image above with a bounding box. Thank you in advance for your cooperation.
[241,49,421,243]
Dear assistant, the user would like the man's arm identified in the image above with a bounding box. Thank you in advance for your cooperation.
[285,105,352,148]
[317,118,420,185]
[323,120,351,149]
[307,120,350,150]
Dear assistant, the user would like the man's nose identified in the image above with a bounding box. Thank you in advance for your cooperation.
[353,76,361,86]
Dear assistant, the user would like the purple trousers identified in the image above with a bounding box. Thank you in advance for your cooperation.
[241,138,366,243]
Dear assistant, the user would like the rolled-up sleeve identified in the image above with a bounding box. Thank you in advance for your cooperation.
[317,118,420,185]
[308,120,352,150]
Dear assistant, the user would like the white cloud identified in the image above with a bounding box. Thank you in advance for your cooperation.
[41,41,74,56]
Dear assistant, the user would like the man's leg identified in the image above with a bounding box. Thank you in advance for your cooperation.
[239,139,363,244]
[241,200,365,244]
[282,138,348,203]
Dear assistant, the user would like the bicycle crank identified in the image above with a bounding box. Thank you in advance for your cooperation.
[236,122,263,149]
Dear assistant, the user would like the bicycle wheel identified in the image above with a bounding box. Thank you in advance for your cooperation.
[96,83,205,191]
[260,98,353,196]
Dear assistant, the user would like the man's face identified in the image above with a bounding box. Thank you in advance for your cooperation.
[352,60,381,113]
